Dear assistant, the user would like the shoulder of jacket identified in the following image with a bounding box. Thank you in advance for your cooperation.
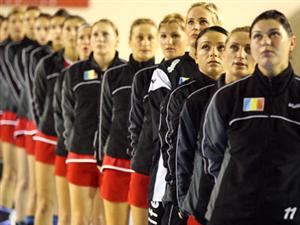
[104,63,129,77]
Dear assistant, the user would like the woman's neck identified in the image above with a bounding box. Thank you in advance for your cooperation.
[225,73,238,84]
[258,63,288,78]
[94,51,116,71]
[52,42,62,52]
[188,46,196,60]
[64,47,77,62]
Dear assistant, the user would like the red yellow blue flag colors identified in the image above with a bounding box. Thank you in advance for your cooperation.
[83,69,97,80]
[243,97,265,112]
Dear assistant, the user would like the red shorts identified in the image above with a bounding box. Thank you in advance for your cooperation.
[34,131,57,164]
[0,114,2,139]
[66,152,101,187]
[24,121,38,155]
[14,117,29,148]
[54,155,68,177]
[101,169,131,202]
[0,111,17,144]
[188,216,201,225]
[25,135,36,155]
[128,172,150,208]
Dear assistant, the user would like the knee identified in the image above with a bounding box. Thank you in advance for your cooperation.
[58,215,70,225]
[1,169,16,184]
[36,196,53,214]
[18,177,29,191]
[72,212,88,225]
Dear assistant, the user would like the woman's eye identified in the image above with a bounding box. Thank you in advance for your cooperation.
[230,44,239,52]
[187,20,194,25]
[269,31,280,38]
[245,45,251,54]
[199,19,208,25]
[218,45,225,52]
[160,34,167,39]
[252,33,262,40]
[201,44,210,50]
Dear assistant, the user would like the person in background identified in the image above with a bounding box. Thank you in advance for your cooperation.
[128,13,187,225]
[176,26,255,225]
[63,19,124,225]
[164,26,228,225]
[33,14,84,225]
[146,2,222,225]
[23,11,67,225]
[0,7,24,223]
[98,18,157,225]
[0,15,8,42]
[11,6,41,225]
[0,13,8,186]
[201,10,299,225]
[53,15,86,225]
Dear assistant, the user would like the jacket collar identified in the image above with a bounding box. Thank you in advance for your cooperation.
[217,74,226,88]
[89,51,122,74]
[128,54,155,70]
[254,63,293,96]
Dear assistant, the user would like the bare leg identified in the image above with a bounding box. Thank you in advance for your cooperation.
[25,154,36,217]
[35,162,57,225]
[55,176,70,225]
[0,142,17,208]
[91,189,106,225]
[15,146,29,222]
[131,205,148,225]
[103,200,130,225]
[69,183,97,225]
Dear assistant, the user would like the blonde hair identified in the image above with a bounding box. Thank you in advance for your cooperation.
[129,18,157,39]
[7,7,24,19]
[187,2,222,26]
[158,13,186,31]
[92,19,119,37]
[225,26,250,45]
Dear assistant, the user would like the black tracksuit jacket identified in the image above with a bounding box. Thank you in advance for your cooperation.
[176,76,225,225]
[33,49,65,136]
[3,37,36,114]
[147,52,200,201]
[62,52,125,156]
[0,38,11,114]
[54,66,71,156]
[201,65,300,225]
[163,74,216,205]
[28,45,52,124]
[98,55,155,164]
[16,42,40,121]
[128,64,159,175]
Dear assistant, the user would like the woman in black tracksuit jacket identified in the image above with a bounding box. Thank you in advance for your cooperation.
[0,8,27,222]
[98,18,157,225]
[128,13,189,225]
[33,15,84,225]
[201,10,300,225]
[147,3,222,225]
[175,26,255,225]
[52,16,86,225]
[62,19,125,225]
[163,26,230,225]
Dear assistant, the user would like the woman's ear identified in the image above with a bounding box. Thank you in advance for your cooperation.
[289,35,296,52]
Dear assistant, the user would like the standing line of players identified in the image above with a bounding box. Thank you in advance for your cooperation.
[0,2,299,225]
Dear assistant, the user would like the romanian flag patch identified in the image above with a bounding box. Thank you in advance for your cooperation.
[83,69,97,80]
[243,97,265,112]
[178,76,190,85]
